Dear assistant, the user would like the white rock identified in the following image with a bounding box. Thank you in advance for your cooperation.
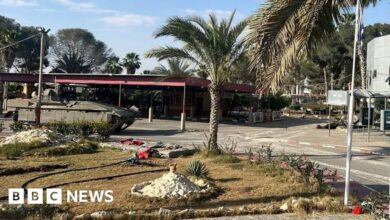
[90,211,112,219]
[280,202,289,211]
[0,129,61,146]
[73,213,90,220]
[158,208,172,215]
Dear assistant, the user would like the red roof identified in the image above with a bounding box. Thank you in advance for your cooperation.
[0,73,255,93]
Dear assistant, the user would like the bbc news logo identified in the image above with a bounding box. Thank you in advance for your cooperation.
[9,189,113,204]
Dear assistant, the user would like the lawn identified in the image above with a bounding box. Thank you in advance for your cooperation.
[0,147,344,219]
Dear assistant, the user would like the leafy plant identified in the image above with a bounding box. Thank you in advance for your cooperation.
[362,192,390,219]
[0,141,44,158]
[186,160,209,178]
[69,121,94,137]
[9,121,24,132]
[93,121,112,141]
[256,144,273,163]
[219,137,237,156]
[47,120,69,135]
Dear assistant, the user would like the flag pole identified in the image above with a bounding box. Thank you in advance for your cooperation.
[344,0,361,206]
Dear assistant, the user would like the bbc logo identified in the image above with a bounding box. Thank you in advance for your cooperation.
[9,188,62,204]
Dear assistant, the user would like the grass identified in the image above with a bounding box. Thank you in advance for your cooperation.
[0,149,343,218]
[0,141,46,158]
[213,154,242,164]
[33,139,99,156]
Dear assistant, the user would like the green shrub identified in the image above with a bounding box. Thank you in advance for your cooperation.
[93,121,113,141]
[47,120,69,135]
[9,121,24,132]
[186,160,209,178]
[37,139,99,156]
[0,141,45,158]
[68,121,94,137]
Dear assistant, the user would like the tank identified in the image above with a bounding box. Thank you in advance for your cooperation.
[3,89,138,132]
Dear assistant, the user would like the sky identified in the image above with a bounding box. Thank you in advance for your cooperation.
[0,0,389,72]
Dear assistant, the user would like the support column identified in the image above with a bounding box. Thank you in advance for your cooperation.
[181,84,186,131]
[367,97,371,142]
[3,82,8,111]
[118,84,122,107]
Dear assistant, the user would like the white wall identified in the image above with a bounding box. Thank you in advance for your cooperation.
[367,34,390,92]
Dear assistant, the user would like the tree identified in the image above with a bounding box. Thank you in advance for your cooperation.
[152,58,195,76]
[16,26,49,73]
[0,29,21,72]
[50,28,112,73]
[146,12,248,152]
[122,52,141,74]
[247,0,377,92]
[104,56,122,74]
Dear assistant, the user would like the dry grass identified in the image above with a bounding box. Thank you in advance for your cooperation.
[0,149,334,217]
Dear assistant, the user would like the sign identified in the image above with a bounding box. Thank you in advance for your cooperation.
[380,110,390,131]
[360,107,374,125]
[327,90,348,106]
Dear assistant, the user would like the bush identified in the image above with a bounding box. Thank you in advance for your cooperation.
[93,121,113,141]
[362,192,389,219]
[9,121,24,132]
[256,144,273,164]
[186,160,209,178]
[65,121,94,137]
[0,141,45,158]
[37,139,99,156]
[47,120,69,135]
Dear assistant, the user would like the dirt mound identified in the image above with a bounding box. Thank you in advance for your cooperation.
[0,129,61,146]
[131,172,205,198]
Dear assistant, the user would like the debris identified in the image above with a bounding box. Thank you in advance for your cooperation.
[120,138,144,146]
[158,208,172,215]
[90,211,112,219]
[280,202,289,211]
[131,172,204,198]
[136,147,160,159]
[0,129,62,146]
[73,213,90,220]
[177,209,193,215]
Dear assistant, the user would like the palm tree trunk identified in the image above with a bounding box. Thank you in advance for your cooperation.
[357,45,366,89]
[208,83,222,153]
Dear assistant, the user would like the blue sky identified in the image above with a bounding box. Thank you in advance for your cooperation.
[0,0,389,72]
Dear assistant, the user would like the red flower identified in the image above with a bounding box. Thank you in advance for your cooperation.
[352,206,363,215]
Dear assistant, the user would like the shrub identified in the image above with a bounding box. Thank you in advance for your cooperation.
[0,141,45,158]
[186,160,209,178]
[68,121,94,137]
[362,192,389,219]
[37,139,99,156]
[93,121,113,141]
[9,121,24,132]
[256,144,273,163]
[219,137,237,156]
[47,120,69,135]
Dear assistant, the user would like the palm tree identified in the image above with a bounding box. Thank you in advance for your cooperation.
[247,0,377,92]
[146,12,248,152]
[122,52,141,74]
[104,56,122,74]
[152,58,195,76]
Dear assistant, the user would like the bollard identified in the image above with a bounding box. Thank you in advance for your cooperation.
[148,107,153,123]
[181,113,186,131]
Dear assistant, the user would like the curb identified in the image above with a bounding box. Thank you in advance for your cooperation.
[285,140,390,156]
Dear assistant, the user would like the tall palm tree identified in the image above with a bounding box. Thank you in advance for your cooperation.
[104,56,122,74]
[146,12,248,152]
[122,52,141,74]
[247,0,377,92]
[152,58,195,76]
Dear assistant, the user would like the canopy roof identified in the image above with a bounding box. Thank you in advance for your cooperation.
[354,89,390,98]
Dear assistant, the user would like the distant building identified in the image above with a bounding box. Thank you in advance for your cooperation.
[366,34,390,92]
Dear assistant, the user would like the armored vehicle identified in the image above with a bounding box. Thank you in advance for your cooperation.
[3,89,137,131]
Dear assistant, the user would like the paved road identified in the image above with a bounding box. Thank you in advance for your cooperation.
[113,118,390,194]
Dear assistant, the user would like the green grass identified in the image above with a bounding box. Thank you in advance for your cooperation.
[34,139,99,156]
[0,141,46,158]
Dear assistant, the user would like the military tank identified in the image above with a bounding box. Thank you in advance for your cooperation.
[3,89,138,132]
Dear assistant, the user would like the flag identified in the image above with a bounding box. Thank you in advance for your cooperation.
[357,5,364,44]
